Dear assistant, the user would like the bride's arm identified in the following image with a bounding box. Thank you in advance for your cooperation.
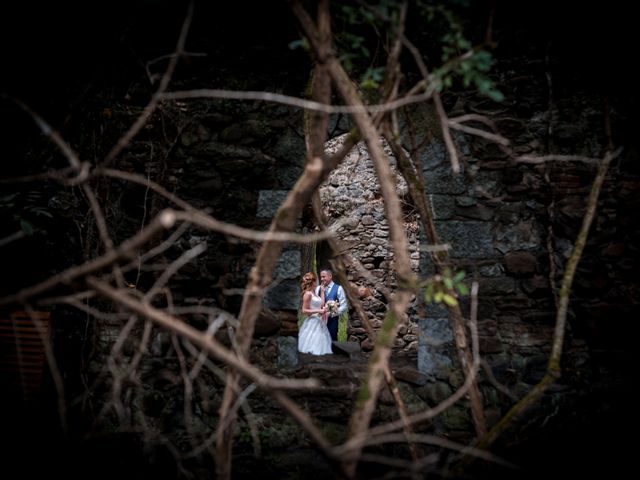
[320,286,328,321]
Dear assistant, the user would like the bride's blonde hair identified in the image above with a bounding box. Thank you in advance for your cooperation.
[300,271,317,298]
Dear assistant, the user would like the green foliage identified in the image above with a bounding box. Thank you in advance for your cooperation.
[295,0,503,100]
[20,219,34,235]
[338,311,348,341]
[435,49,504,102]
[419,2,506,102]
[333,1,399,90]
[423,268,468,307]
[416,1,504,102]
[360,66,386,90]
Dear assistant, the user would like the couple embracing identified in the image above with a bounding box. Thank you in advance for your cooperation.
[298,268,348,355]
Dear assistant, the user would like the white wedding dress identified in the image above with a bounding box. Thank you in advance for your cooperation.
[298,293,333,355]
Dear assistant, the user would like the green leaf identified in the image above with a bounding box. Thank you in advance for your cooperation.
[443,294,458,306]
[476,78,492,93]
[443,276,453,290]
[426,282,434,296]
[453,270,466,282]
[424,283,434,302]
[288,38,309,51]
[362,10,375,23]
[456,283,469,296]
[434,291,444,303]
[20,219,34,235]
[360,78,379,90]
[487,89,505,102]
[370,67,385,81]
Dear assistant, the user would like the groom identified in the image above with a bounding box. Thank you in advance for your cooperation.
[317,268,348,341]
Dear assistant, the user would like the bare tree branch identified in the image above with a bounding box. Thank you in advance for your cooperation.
[384,124,488,438]
[162,88,436,115]
[515,154,602,165]
[290,2,421,476]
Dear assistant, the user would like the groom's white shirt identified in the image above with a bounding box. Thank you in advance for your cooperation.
[317,281,348,316]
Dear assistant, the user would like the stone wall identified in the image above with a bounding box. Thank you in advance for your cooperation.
[137,93,636,394]
[37,67,631,480]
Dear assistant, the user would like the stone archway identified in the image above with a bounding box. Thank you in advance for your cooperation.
[318,134,421,353]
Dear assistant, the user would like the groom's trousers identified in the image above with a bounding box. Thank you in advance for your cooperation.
[327,315,339,341]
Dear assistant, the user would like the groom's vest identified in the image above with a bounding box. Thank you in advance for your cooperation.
[324,283,339,317]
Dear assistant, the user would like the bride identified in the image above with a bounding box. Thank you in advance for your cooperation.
[298,271,333,355]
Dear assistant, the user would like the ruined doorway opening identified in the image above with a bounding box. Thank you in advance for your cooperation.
[315,240,332,275]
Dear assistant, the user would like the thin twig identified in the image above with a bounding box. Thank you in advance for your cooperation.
[162,87,436,115]
[100,1,194,168]
[87,277,320,391]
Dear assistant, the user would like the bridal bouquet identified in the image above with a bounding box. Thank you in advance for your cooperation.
[325,300,339,316]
